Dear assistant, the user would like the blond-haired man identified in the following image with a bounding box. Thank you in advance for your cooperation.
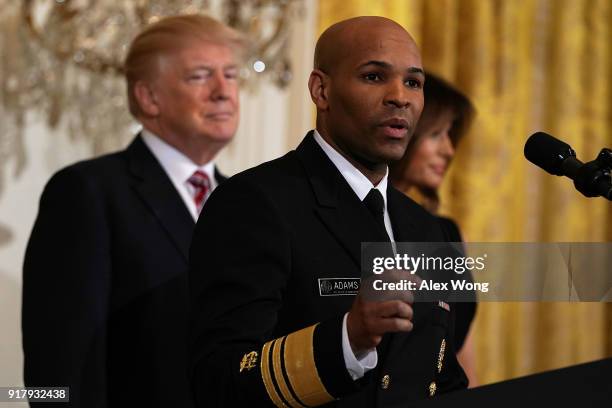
[23,14,245,407]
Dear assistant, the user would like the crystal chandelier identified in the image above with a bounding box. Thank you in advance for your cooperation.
[0,0,303,196]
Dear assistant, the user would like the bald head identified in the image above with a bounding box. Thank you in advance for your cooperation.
[314,16,418,74]
[308,16,425,184]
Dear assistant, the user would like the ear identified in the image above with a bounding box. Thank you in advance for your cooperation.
[308,69,329,111]
[133,80,160,116]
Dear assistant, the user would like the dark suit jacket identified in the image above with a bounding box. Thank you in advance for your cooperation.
[189,133,467,407]
[22,135,225,407]
[436,217,477,352]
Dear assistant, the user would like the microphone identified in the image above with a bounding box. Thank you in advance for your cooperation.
[524,132,612,200]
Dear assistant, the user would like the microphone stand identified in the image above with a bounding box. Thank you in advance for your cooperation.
[571,148,612,200]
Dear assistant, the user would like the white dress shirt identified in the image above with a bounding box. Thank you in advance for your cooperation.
[141,129,218,221]
[313,130,397,380]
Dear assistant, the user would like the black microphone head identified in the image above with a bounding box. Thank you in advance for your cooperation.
[524,132,576,176]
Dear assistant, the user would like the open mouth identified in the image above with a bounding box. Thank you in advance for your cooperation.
[381,126,407,138]
[380,118,409,138]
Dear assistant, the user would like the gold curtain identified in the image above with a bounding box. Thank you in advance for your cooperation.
[318,0,612,384]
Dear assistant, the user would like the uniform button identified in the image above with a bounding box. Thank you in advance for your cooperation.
[381,374,391,389]
[429,381,437,397]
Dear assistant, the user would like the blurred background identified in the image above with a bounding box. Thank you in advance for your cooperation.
[0,0,610,403]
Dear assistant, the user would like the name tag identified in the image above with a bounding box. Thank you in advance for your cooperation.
[318,278,360,296]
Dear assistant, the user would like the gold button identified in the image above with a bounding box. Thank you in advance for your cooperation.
[381,374,391,389]
[429,381,437,397]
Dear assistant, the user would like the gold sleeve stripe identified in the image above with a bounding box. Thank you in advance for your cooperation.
[272,338,307,408]
[283,324,334,406]
[261,340,290,408]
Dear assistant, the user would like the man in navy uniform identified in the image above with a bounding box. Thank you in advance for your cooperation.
[189,16,467,407]
[23,14,245,407]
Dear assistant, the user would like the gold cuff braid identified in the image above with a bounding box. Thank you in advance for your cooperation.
[261,323,334,407]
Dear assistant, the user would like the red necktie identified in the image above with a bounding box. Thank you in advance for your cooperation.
[187,170,211,213]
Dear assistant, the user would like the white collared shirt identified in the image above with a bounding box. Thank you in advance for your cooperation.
[313,129,396,380]
[141,128,218,221]
[313,130,396,241]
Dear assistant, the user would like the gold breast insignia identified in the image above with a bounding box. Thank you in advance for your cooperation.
[240,351,259,373]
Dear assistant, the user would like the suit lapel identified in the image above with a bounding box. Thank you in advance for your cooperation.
[295,132,390,268]
[386,187,420,242]
[214,166,228,184]
[127,136,195,262]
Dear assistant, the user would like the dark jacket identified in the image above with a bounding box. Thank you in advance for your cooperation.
[189,133,467,407]
[23,135,225,407]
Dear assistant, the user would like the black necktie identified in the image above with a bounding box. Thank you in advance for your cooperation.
[363,188,390,241]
